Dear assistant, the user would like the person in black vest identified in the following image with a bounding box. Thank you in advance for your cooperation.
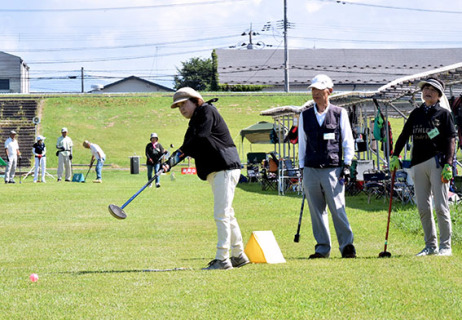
[145,132,165,188]
[390,78,456,257]
[32,135,47,183]
[164,87,249,270]
[298,74,356,259]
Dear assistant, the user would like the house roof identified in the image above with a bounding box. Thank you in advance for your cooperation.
[216,48,462,87]
[102,76,174,92]
[260,62,462,117]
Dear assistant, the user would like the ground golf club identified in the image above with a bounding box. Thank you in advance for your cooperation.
[108,168,165,219]
[108,144,175,220]
[84,159,94,182]
[294,193,306,243]
[378,169,396,258]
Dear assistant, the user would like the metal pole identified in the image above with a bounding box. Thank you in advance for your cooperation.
[283,0,289,92]
[81,67,84,93]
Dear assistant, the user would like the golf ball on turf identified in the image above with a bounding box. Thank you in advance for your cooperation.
[30,273,39,282]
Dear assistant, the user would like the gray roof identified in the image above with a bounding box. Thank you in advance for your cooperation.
[102,75,174,92]
[216,48,462,87]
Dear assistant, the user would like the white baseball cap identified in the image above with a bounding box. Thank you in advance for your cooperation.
[308,74,334,90]
[37,135,46,141]
[61,127,68,133]
[150,133,158,139]
[10,130,17,135]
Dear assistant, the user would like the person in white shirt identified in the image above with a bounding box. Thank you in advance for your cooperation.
[4,130,21,184]
[56,127,73,182]
[83,140,106,183]
[298,74,356,259]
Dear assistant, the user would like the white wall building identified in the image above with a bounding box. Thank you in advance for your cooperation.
[0,51,30,94]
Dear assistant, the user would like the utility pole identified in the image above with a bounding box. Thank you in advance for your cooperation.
[283,0,289,92]
[81,67,84,93]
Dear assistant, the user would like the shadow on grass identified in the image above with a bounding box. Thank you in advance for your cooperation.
[62,267,192,275]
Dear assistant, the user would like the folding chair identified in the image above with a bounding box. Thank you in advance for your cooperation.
[279,158,301,194]
[363,169,388,203]
[246,152,266,182]
[261,154,278,191]
[391,170,415,205]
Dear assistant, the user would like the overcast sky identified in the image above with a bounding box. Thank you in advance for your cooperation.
[2,0,462,92]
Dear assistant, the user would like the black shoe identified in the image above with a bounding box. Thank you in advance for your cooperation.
[230,253,250,268]
[342,244,356,258]
[309,252,326,259]
[65,179,71,182]
[9,180,16,184]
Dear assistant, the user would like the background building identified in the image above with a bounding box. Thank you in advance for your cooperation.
[0,51,30,94]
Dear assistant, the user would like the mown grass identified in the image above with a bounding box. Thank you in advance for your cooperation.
[2,93,462,319]
[1,170,462,319]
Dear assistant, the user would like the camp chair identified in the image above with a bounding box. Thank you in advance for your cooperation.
[246,152,266,182]
[363,169,389,203]
[261,153,279,191]
[279,158,301,194]
[389,170,415,205]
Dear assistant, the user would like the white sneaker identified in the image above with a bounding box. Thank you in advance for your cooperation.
[439,248,452,256]
[416,247,439,257]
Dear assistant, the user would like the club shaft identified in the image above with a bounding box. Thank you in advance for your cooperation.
[383,169,396,252]
[120,168,164,210]
[295,193,306,236]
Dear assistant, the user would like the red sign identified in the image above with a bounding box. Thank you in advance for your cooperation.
[181,167,197,175]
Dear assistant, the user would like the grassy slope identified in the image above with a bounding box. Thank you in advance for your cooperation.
[1,93,461,319]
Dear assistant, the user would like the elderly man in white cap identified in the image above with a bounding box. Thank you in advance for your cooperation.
[145,132,165,188]
[32,135,47,183]
[4,130,21,184]
[164,87,249,270]
[390,77,456,257]
[298,74,356,259]
[56,127,73,182]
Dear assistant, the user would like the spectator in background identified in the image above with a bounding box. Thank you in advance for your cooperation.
[32,135,47,183]
[4,130,21,184]
[56,127,73,182]
[83,140,106,183]
[145,132,166,188]
[298,74,356,259]
[390,78,456,257]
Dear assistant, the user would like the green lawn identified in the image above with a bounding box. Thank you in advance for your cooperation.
[1,168,461,319]
[1,93,462,319]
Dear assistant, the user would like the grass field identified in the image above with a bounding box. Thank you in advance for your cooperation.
[2,93,462,319]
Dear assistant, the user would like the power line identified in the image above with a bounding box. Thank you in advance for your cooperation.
[0,0,242,13]
[318,0,462,15]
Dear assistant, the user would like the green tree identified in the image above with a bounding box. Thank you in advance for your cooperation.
[210,50,219,91]
[173,57,213,91]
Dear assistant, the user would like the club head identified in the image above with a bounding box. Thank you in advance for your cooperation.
[378,251,391,258]
[108,204,127,220]
[170,144,174,148]
[294,234,300,243]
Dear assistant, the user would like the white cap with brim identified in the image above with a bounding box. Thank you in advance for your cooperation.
[10,130,17,135]
[37,135,46,141]
[61,127,68,133]
[308,74,334,90]
[418,78,445,96]
[150,133,158,139]
[171,87,203,108]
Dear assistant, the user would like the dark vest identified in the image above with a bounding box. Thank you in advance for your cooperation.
[302,105,342,168]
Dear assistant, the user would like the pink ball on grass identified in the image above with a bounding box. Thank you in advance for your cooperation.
[30,273,39,282]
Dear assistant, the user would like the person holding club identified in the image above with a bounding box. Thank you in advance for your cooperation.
[56,127,73,182]
[4,130,21,184]
[164,87,250,270]
[145,132,165,188]
[83,140,106,183]
[298,74,356,259]
[390,77,456,257]
[32,135,47,183]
